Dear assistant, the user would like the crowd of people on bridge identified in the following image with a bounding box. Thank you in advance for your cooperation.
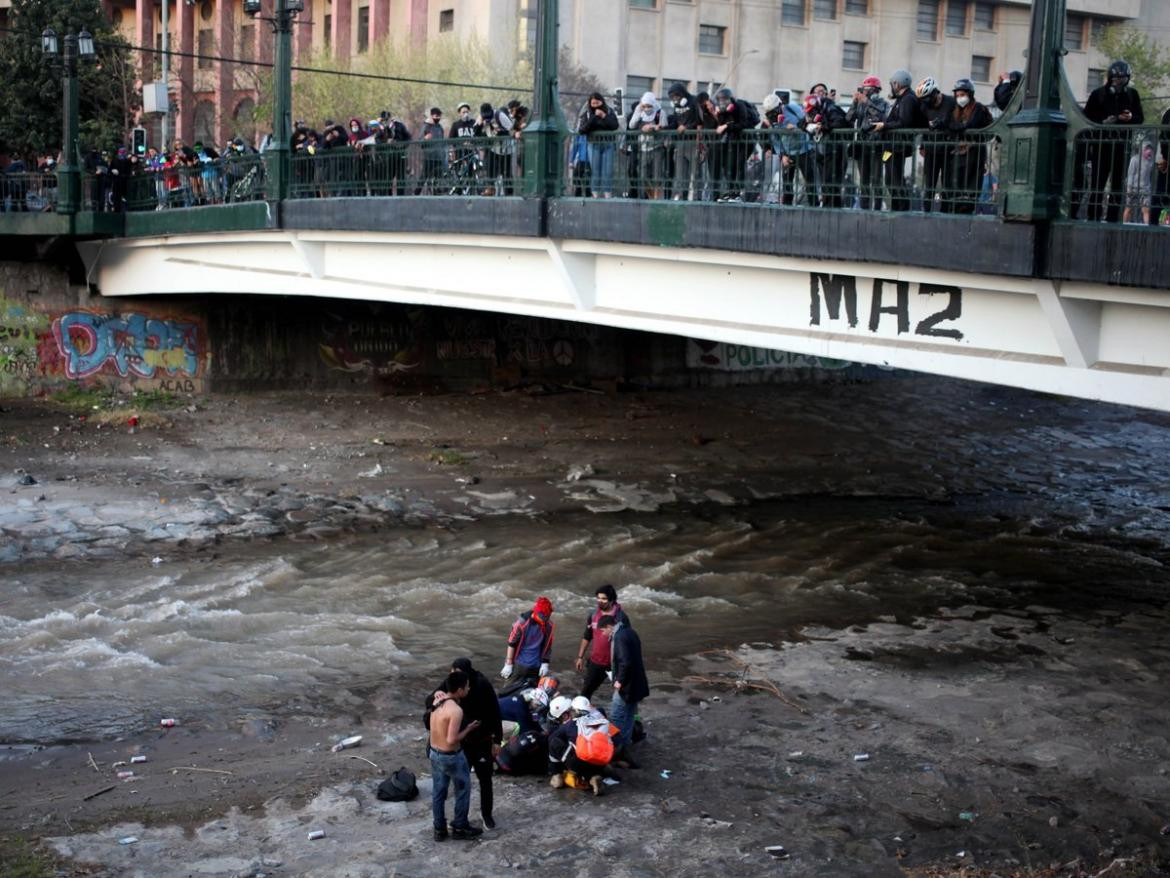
[3,59,1167,221]
[424,586,649,840]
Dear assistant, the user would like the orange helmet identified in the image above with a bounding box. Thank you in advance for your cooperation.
[537,675,559,694]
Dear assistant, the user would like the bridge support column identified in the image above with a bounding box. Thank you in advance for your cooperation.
[1001,0,1068,221]
[522,0,567,199]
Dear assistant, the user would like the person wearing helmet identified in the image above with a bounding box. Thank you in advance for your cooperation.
[1077,60,1145,222]
[800,90,849,208]
[845,75,889,210]
[446,657,502,830]
[546,696,611,796]
[915,77,955,212]
[945,78,993,214]
[869,68,924,211]
[575,584,631,699]
[667,82,702,200]
[993,70,1022,113]
[549,694,572,721]
[713,86,750,202]
[500,596,555,694]
[498,687,546,738]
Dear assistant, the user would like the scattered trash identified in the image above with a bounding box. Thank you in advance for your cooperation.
[307,830,326,840]
[118,836,138,845]
[1049,816,1060,828]
[116,771,135,780]
[710,695,721,703]
[959,811,976,822]
[17,473,37,486]
[765,845,789,859]
[702,817,733,828]
[130,755,148,764]
[565,463,595,482]
[160,718,177,728]
[602,777,620,786]
[359,464,384,478]
[112,761,127,768]
[659,769,672,779]
[331,735,362,753]
[83,785,116,801]
[151,557,163,566]
[371,438,386,445]
[454,475,479,486]
[853,753,870,762]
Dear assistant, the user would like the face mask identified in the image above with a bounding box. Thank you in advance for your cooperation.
[956,95,970,108]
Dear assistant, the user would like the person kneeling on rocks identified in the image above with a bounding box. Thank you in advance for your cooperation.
[547,695,617,797]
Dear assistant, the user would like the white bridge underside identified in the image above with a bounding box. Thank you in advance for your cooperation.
[78,231,1170,412]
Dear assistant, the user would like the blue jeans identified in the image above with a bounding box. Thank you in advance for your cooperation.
[609,691,638,749]
[588,142,614,197]
[429,748,471,831]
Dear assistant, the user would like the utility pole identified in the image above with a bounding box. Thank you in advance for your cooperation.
[161,0,170,149]
[245,0,301,201]
[1002,0,1068,220]
[523,0,566,198]
[41,28,96,215]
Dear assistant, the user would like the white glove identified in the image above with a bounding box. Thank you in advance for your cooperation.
[807,123,821,136]
[538,663,550,677]
[606,670,613,682]
[500,663,513,679]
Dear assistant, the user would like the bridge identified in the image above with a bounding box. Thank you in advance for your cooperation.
[2,0,1169,411]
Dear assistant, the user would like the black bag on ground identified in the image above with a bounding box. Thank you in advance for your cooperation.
[376,767,419,801]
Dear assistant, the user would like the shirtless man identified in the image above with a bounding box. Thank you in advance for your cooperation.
[428,670,483,841]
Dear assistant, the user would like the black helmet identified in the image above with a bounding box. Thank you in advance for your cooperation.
[1108,60,1132,82]
[953,78,975,95]
[1008,70,1023,85]
[667,81,687,98]
[715,86,734,108]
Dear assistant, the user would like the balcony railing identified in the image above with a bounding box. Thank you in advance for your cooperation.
[123,153,267,211]
[1,172,59,213]
[1067,124,1170,226]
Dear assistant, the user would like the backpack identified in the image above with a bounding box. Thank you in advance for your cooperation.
[376,767,418,802]
[496,730,548,775]
[573,719,616,765]
[740,100,762,129]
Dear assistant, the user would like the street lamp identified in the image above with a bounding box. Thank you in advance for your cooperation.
[246,0,304,201]
[41,26,97,214]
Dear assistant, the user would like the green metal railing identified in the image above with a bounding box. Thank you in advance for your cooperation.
[1064,123,1170,225]
[288,137,526,198]
[123,154,266,211]
[1,172,59,213]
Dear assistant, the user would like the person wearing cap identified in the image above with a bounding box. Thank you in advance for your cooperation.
[500,596,556,694]
[574,584,630,700]
[597,614,648,769]
[449,657,502,829]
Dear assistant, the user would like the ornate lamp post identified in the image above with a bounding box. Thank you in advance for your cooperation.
[41,27,97,215]
[523,0,567,198]
[245,0,304,202]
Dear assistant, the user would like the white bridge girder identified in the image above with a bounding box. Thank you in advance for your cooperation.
[77,231,1170,412]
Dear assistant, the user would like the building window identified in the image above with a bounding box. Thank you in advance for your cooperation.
[971,55,992,83]
[1064,13,1084,51]
[357,6,369,52]
[945,0,967,37]
[629,0,657,7]
[782,0,805,26]
[240,24,255,61]
[518,0,537,55]
[973,1,994,30]
[197,28,213,68]
[917,0,939,41]
[842,40,866,70]
[322,14,330,49]
[698,24,726,55]
[845,0,867,13]
[199,0,213,21]
[1089,17,1106,46]
[1087,68,1105,92]
[814,0,836,20]
[626,75,655,99]
[439,8,454,32]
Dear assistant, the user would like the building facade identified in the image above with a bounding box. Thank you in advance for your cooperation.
[0,0,1163,150]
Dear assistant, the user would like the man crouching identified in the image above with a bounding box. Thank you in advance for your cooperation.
[429,670,483,841]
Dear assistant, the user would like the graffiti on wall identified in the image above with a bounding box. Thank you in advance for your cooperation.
[51,311,202,379]
[687,339,851,371]
[319,311,424,374]
[0,296,51,394]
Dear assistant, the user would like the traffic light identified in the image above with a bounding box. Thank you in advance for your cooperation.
[131,126,147,156]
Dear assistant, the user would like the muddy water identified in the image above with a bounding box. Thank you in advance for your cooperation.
[4,491,1168,745]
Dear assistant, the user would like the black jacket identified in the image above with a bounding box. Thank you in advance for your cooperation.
[884,89,926,132]
[577,103,619,138]
[670,91,702,130]
[920,94,957,133]
[610,624,649,703]
[948,101,994,137]
[1083,84,1144,126]
[993,79,1018,112]
[460,669,503,748]
[716,99,749,135]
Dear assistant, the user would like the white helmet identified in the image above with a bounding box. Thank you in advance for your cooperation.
[522,688,549,711]
[570,695,592,715]
[548,695,572,719]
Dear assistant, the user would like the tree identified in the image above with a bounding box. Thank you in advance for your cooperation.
[1096,25,1170,114]
[0,0,138,161]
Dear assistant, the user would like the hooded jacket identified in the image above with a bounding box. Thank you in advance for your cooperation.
[577,99,619,139]
[628,92,667,151]
[668,88,702,130]
[609,621,650,704]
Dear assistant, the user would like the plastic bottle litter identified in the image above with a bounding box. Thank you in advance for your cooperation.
[765,845,789,859]
[659,769,672,779]
[118,836,139,845]
[130,755,148,764]
[331,735,362,753]
[160,718,177,728]
[116,770,135,780]
[307,830,326,840]
[602,777,620,786]
[853,753,870,762]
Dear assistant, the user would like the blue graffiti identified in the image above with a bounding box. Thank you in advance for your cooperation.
[52,311,200,379]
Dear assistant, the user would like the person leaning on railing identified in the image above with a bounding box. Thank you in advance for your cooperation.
[945,78,994,215]
[713,87,750,203]
[1073,60,1145,223]
[870,69,925,212]
[626,92,668,200]
[577,93,619,198]
[845,75,889,211]
[802,84,850,209]
[666,82,703,202]
[914,77,956,213]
